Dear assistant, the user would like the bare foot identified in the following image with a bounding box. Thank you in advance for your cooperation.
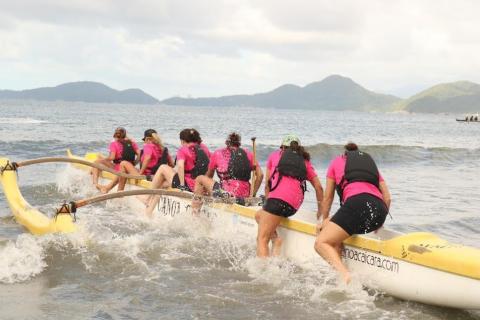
[99,186,109,194]
[272,236,283,256]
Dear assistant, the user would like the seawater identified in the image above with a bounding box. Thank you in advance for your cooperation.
[0,100,479,319]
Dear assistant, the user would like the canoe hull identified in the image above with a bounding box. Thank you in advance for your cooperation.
[143,192,480,310]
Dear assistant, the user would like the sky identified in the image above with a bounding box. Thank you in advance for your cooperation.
[1,0,479,99]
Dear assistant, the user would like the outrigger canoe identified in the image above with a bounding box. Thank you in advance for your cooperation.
[0,158,76,234]
[0,150,479,309]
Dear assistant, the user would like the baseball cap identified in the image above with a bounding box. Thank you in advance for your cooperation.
[142,129,157,141]
[281,134,300,147]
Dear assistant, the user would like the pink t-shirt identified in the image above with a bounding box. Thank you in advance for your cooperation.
[208,147,257,198]
[266,150,317,210]
[108,139,139,171]
[326,154,384,202]
[176,143,211,190]
[141,143,167,175]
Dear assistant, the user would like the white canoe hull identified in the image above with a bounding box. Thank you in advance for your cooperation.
[127,191,480,310]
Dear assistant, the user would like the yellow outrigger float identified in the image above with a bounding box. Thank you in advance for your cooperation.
[0,158,76,235]
[0,150,480,309]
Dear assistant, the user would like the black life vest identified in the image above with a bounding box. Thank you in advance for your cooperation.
[217,147,252,182]
[140,146,169,174]
[269,149,307,193]
[186,144,210,178]
[113,140,136,164]
[336,150,380,204]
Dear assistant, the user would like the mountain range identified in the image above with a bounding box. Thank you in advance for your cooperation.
[162,75,401,111]
[393,81,480,113]
[2,77,480,113]
[0,81,159,104]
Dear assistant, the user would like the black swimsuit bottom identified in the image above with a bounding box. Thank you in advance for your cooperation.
[330,193,387,235]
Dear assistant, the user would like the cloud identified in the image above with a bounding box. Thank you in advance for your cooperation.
[1,0,480,98]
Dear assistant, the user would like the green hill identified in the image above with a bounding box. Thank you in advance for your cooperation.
[0,82,159,104]
[162,75,401,111]
[396,81,480,113]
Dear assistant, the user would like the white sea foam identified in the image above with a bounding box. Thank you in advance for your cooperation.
[0,117,46,124]
[0,234,46,284]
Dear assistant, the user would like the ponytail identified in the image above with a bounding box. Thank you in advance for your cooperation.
[285,141,310,160]
[226,132,241,147]
[149,132,163,148]
[179,128,202,143]
[344,142,358,152]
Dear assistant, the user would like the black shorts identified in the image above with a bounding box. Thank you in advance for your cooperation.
[331,193,388,235]
[171,173,191,192]
[262,198,297,218]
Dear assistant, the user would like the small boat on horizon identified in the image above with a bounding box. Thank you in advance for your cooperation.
[456,113,479,122]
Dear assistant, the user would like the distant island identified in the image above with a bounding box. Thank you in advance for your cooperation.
[393,81,480,113]
[162,75,480,114]
[162,75,401,112]
[0,81,159,105]
[2,77,480,113]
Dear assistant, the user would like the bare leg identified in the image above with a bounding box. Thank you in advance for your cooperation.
[256,209,283,257]
[99,177,119,194]
[314,221,351,283]
[255,211,283,256]
[271,231,283,256]
[192,175,215,214]
[145,165,176,217]
[92,157,115,189]
[117,161,140,191]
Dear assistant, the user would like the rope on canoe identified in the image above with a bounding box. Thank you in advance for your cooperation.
[13,157,146,180]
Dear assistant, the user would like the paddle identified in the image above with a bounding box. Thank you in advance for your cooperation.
[56,189,263,215]
[250,137,257,197]
[13,157,146,180]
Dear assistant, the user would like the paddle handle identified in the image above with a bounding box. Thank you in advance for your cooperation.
[250,137,257,197]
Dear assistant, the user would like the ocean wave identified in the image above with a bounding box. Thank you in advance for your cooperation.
[1,140,479,167]
[0,234,46,284]
[256,143,480,166]
[0,140,106,159]
[0,117,46,124]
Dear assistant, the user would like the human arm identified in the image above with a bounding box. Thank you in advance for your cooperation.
[106,152,116,161]
[263,167,271,198]
[138,154,151,175]
[317,178,335,231]
[135,149,141,165]
[176,159,186,185]
[309,176,323,219]
[206,168,215,179]
[379,181,391,209]
[167,154,174,167]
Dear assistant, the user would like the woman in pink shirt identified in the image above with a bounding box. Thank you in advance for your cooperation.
[145,128,211,217]
[191,132,264,213]
[256,134,324,257]
[115,129,173,192]
[314,142,391,283]
[92,127,140,193]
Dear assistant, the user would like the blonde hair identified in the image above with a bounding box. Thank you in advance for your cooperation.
[147,132,163,148]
